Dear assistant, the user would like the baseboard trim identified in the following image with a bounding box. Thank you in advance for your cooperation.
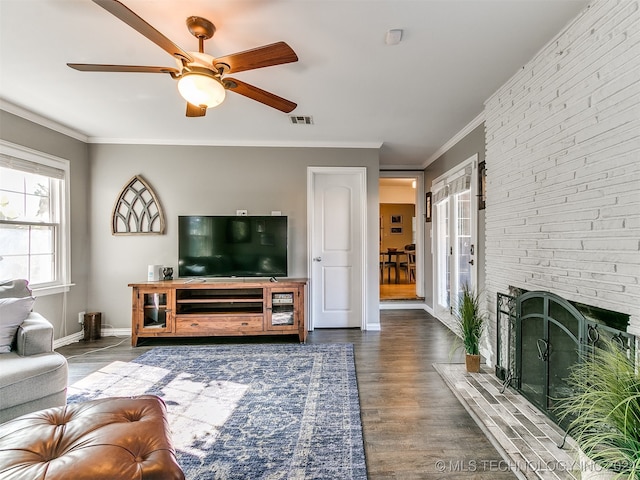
[54,332,83,349]
[53,328,130,349]
[379,302,435,317]
[380,301,428,311]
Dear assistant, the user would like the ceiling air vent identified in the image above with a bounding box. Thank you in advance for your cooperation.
[289,115,314,125]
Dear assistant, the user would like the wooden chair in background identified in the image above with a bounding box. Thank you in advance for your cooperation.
[399,245,416,283]
[380,252,397,283]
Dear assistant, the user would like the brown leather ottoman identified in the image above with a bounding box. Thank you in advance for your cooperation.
[0,395,184,480]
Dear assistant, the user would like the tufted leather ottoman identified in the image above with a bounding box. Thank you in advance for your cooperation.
[0,395,184,480]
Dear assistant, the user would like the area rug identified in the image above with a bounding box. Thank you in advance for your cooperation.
[67,343,367,480]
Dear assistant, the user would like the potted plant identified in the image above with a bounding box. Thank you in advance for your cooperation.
[452,284,486,373]
[556,339,640,479]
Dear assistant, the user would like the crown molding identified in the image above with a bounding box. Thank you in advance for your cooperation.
[7,97,491,166]
[422,111,485,169]
[88,137,383,149]
[0,99,89,142]
[1,94,484,170]
[0,99,382,150]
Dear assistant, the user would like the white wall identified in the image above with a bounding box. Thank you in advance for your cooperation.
[484,0,640,364]
[88,144,380,332]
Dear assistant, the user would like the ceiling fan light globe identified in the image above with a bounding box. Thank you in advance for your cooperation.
[177,72,226,108]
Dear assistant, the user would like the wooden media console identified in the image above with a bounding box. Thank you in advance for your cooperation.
[129,279,307,346]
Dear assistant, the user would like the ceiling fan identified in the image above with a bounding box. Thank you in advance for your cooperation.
[67,0,299,116]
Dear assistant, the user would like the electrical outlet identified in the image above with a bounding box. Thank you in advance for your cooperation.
[78,311,86,324]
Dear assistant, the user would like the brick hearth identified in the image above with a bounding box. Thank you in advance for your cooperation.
[435,363,581,480]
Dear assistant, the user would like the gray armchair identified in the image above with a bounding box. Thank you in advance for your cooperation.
[0,280,68,423]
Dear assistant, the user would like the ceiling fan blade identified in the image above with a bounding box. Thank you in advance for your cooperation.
[214,42,298,74]
[186,103,207,117]
[92,0,193,64]
[68,63,180,74]
[224,78,297,113]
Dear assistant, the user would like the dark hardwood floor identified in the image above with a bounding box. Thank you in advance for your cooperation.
[57,309,515,479]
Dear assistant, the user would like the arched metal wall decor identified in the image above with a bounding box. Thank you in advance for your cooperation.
[111,175,166,235]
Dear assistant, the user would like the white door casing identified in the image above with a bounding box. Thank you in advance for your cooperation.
[307,167,366,329]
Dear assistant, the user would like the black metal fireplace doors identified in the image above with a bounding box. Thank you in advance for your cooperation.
[496,290,633,427]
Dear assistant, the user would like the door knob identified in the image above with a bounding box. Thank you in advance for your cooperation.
[468,259,474,265]
[313,257,322,262]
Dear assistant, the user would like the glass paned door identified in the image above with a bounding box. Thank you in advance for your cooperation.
[436,199,450,309]
[434,188,476,317]
[432,157,477,321]
[455,191,472,297]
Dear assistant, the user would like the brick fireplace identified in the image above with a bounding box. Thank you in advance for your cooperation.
[483,0,640,373]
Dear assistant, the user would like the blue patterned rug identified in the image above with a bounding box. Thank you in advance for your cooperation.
[68,343,367,480]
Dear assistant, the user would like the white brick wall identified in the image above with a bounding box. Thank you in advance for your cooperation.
[484,0,640,364]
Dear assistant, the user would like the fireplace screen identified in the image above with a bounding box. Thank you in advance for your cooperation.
[517,292,582,426]
[495,290,634,429]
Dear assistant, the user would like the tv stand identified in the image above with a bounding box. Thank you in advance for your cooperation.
[129,279,307,346]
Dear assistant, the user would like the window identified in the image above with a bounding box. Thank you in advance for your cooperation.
[0,141,70,294]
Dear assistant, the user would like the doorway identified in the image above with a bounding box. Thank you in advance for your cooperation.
[379,172,424,302]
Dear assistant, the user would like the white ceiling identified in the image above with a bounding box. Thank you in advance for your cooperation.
[0,0,589,168]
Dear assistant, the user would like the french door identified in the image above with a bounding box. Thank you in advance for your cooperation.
[433,156,478,321]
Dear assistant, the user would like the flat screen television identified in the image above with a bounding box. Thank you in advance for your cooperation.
[178,215,288,278]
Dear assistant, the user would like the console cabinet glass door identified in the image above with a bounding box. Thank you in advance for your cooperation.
[267,287,298,331]
[138,288,173,334]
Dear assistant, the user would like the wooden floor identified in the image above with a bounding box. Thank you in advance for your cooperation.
[380,282,421,301]
[57,309,515,479]
[379,265,422,301]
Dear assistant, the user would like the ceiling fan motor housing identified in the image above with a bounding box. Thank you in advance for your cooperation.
[186,16,216,40]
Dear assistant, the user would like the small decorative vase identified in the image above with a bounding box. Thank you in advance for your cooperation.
[465,354,481,373]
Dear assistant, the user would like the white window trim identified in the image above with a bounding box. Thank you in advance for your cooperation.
[0,140,72,296]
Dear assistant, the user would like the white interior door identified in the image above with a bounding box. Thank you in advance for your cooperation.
[308,167,366,329]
